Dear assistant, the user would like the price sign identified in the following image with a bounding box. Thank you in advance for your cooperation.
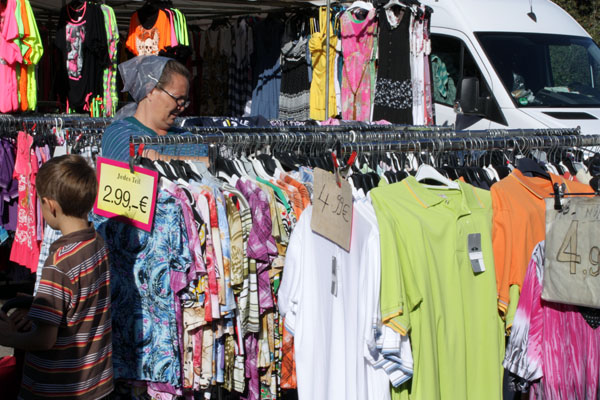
[543,197,600,308]
[310,168,353,252]
[93,157,158,232]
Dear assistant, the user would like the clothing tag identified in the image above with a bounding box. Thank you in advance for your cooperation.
[468,233,485,273]
[311,168,353,251]
[93,157,159,232]
[0,226,8,244]
[331,257,338,297]
[543,197,600,308]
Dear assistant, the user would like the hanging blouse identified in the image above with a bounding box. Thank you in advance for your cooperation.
[22,0,44,112]
[309,7,338,120]
[279,36,310,120]
[126,9,172,56]
[9,131,39,272]
[55,2,109,112]
[372,6,413,124]
[250,15,284,119]
[0,0,23,113]
[340,8,377,121]
[504,241,600,399]
[92,184,193,387]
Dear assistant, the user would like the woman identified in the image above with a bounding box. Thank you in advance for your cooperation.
[102,55,203,162]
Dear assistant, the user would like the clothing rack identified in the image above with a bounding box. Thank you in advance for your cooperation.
[128,126,600,170]
[0,114,112,134]
[129,125,590,147]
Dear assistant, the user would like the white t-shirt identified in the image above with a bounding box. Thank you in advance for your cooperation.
[278,203,395,400]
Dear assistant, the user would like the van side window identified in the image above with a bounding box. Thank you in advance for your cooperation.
[430,35,461,106]
[431,34,505,125]
[431,34,491,105]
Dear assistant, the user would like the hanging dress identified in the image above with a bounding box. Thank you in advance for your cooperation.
[309,7,338,121]
[340,8,377,121]
[373,6,413,124]
[279,35,310,120]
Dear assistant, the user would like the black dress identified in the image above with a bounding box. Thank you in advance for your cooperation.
[373,7,413,124]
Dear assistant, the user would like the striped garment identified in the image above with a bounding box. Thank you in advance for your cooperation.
[21,226,113,400]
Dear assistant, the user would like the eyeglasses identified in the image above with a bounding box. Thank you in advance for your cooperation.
[156,85,191,109]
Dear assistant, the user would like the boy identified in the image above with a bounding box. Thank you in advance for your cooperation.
[0,154,113,399]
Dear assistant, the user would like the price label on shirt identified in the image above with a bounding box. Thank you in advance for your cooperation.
[311,168,353,252]
[93,157,158,232]
[543,197,600,308]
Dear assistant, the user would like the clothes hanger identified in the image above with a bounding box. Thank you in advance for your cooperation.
[348,0,373,11]
[415,139,460,189]
[516,149,551,180]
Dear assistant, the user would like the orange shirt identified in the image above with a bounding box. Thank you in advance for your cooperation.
[126,10,172,56]
[281,173,311,210]
[491,169,591,315]
[19,0,30,111]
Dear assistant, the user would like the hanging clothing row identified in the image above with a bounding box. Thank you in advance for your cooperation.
[9,0,430,124]
[3,119,600,398]
[192,0,433,123]
[122,128,600,399]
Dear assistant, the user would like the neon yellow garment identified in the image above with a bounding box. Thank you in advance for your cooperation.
[309,7,337,120]
[371,177,504,400]
[13,0,26,56]
[174,9,189,46]
[23,0,43,110]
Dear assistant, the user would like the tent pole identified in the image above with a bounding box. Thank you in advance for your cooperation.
[324,0,331,120]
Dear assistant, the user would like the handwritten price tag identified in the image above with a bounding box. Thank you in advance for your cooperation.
[543,197,600,308]
[310,168,353,251]
[93,157,158,232]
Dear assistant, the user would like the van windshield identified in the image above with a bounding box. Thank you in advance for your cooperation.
[476,32,600,107]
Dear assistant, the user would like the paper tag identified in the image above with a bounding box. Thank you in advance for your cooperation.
[543,197,600,308]
[93,157,159,232]
[468,233,486,273]
[311,168,353,251]
[331,256,338,297]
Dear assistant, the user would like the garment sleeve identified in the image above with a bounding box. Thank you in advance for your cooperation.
[372,201,413,336]
[278,205,309,335]
[502,244,544,383]
[28,259,73,327]
[125,13,139,55]
[169,195,193,294]
[491,186,513,316]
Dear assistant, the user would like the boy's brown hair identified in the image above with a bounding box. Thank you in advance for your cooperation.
[36,154,98,219]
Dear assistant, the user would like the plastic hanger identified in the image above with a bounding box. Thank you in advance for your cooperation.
[348,0,373,11]
[415,164,460,189]
[516,157,551,180]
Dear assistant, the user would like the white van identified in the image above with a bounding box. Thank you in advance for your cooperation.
[422,0,600,134]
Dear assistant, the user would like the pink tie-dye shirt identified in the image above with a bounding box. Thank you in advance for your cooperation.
[504,241,600,399]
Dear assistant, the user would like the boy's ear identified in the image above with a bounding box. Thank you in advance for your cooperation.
[42,197,60,217]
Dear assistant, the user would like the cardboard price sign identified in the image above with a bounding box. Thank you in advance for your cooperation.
[310,168,353,251]
[543,197,600,308]
[93,157,158,232]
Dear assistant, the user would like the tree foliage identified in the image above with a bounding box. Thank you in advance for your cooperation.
[553,0,600,43]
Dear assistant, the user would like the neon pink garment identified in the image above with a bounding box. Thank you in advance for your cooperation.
[0,0,23,113]
[9,131,40,272]
[164,8,178,47]
[504,241,600,399]
[340,8,377,121]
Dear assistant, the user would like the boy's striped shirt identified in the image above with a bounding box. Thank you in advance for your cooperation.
[21,226,113,400]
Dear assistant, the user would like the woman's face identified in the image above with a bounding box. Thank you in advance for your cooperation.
[153,73,190,131]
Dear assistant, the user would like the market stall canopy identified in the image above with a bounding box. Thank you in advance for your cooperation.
[29,0,325,28]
